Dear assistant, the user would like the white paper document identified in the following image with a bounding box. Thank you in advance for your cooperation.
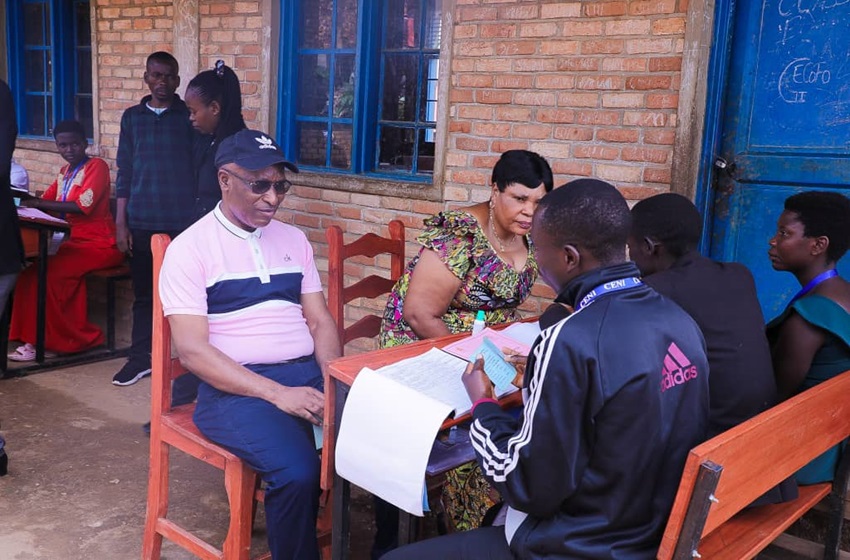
[17,207,68,224]
[500,321,542,348]
[335,367,453,516]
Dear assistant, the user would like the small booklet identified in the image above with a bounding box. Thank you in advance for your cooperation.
[442,325,537,361]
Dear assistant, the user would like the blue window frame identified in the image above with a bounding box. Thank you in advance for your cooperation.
[279,0,442,180]
[6,0,93,139]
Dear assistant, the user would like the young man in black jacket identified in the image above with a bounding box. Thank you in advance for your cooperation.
[384,179,710,560]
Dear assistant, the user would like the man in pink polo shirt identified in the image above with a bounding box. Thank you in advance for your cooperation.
[159,129,341,560]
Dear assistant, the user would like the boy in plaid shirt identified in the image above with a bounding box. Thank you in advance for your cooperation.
[113,51,196,386]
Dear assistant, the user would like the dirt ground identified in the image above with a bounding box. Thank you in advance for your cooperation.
[0,358,379,560]
[0,357,844,559]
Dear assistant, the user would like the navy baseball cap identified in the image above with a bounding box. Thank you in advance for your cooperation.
[215,129,299,173]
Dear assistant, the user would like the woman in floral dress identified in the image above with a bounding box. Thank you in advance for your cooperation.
[374,150,553,554]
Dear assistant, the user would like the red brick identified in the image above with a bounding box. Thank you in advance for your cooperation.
[576,76,624,91]
[606,20,651,36]
[602,93,644,108]
[584,2,628,17]
[557,58,600,72]
[491,140,529,152]
[643,167,673,184]
[480,23,516,38]
[458,6,498,21]
[581,40,624,55]
[455,136,489,151]
[513,124,551,139]
[536,75,576,89]
[451,170,491,185]
[573,145,620,160]
[540,41,579,55]
[597,164,642,183]
[498,5,539,19]
[458,74,494,88]
[626,38,675,54]
[596,129,640,143]
[644,129,676,145]
[537,108,576,123]
[551,160,593,177]
[515,91,556,106]
[519,22,558,38]
[647,93,679,109]
[476,90,513,104]
[648,57,682,71]
[576,110,620,125]
[472,155,500,169]
[553,126,594,141]
[622,146,670,164]
[558,92,600,108]
[513,59,558,72]
[494,75,534,89]
[496,106,533,121]
[563,21,604,36]
[630,0,677,15]
[652,17,686,35]
[494,41,537,56]
[623,111,669,127]
[601,57,649,72]
[541,3,581,18]
[457,105,495,120]
[457,42,494,57]
[472,122,512,136]
[626,76,673,90]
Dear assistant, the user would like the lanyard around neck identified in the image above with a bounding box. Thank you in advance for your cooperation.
[61,158,87,202]
[577,277,642,310]
[789,269,838,305]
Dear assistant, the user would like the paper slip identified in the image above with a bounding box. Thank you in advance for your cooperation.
[17,207,68,224]
[443,326,532,361]
[471,337,516,393]
[335,367,453,516]
[374,347,473,415]
[500,322,542,348]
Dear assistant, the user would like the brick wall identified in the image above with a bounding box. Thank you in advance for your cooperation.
[11,0,689,354]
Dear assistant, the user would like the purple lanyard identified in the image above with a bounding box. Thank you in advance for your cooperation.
[60,159,87,202]
[789,269,838,305]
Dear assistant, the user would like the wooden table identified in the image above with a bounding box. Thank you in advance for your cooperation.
[15,211,69,365]
[324,332,523,559]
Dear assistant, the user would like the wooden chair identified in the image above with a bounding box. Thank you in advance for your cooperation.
[325,220,405,346]
[659,369,850,560]
[142,233,331,560]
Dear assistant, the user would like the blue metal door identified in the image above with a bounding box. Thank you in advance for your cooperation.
[709,1,850,321]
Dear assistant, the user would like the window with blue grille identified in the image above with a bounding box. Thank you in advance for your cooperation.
[6,0,93,139]
[278,0,442,180]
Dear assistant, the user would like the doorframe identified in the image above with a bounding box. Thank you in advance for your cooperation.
[671,0,738,253]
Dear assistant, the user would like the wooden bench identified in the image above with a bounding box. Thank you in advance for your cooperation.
[659,369,850,560]
[87,263,131,352]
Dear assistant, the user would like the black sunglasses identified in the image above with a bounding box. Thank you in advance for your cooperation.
[223,169,292,195]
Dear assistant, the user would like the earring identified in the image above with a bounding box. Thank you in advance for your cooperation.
[489,198,494,209]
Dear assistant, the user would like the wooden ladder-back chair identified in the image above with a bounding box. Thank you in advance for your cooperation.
[142,233,331,560]
[325,220,406,346]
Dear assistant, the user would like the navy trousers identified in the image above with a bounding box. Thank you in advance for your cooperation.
[193,358,323,560]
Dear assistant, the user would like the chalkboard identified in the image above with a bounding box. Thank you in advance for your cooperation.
[748,1,850,150]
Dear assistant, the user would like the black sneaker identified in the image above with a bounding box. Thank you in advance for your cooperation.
[112,360,152,386]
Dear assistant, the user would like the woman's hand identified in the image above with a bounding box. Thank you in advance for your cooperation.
[502,347,527,388]
[462,355,495,402]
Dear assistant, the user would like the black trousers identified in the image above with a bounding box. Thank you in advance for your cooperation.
[380,526,515,560]
[128,228,182,364]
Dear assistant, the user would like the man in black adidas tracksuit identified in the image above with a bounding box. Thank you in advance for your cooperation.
[384,179,710,559]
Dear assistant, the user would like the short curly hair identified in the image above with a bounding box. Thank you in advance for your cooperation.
[784,191,850,263]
